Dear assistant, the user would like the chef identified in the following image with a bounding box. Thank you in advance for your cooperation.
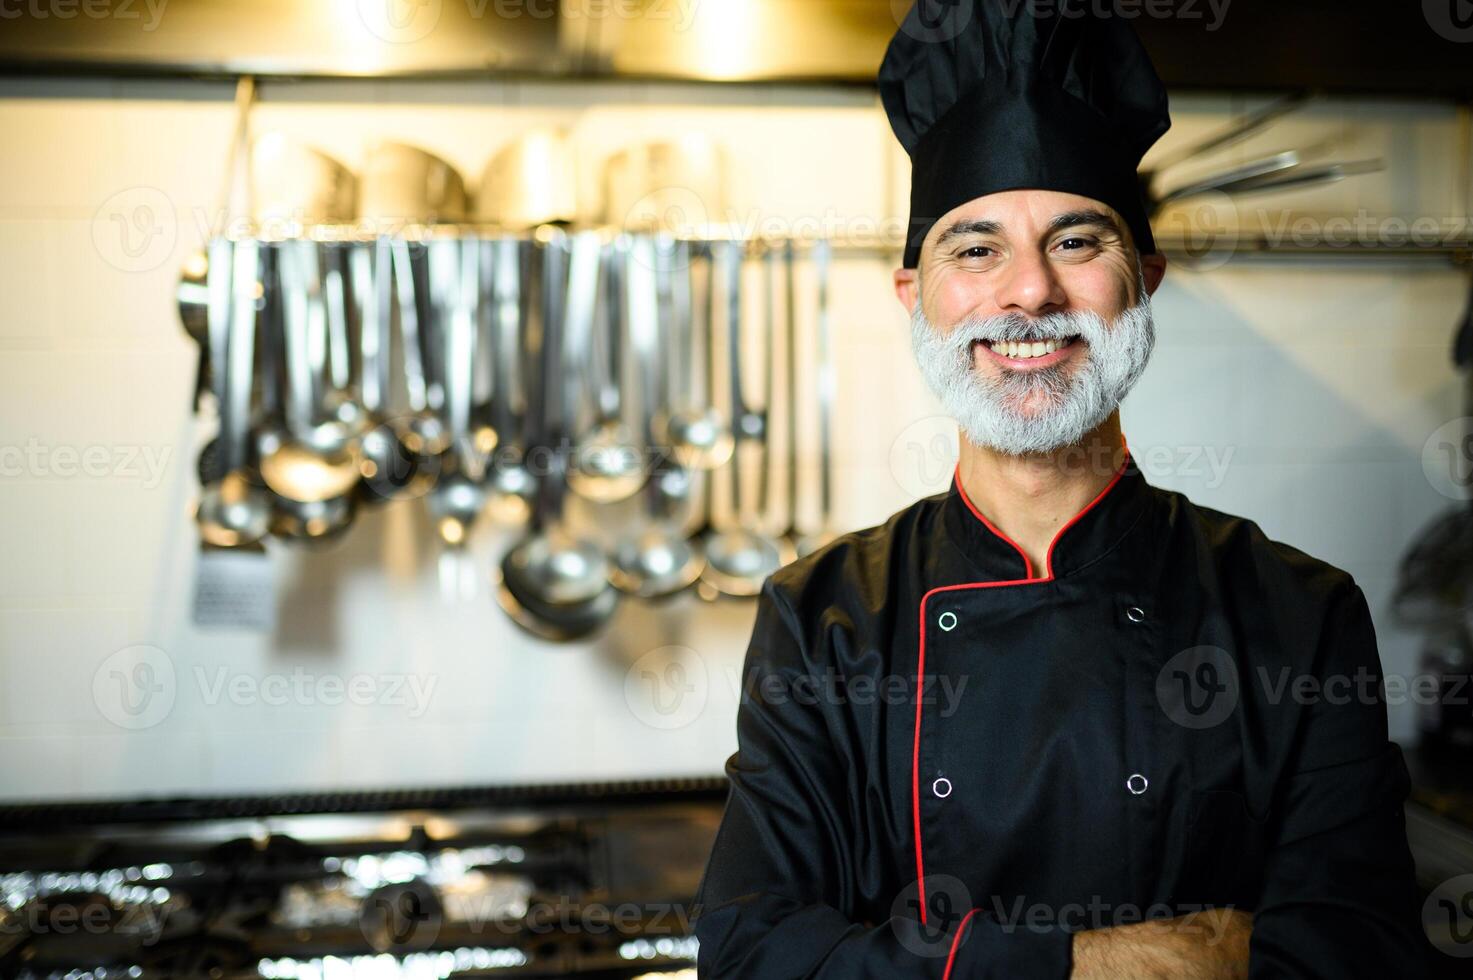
[691,1,1429,978]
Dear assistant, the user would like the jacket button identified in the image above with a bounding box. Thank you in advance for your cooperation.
[1126,773,1149,795]
[938,611,958,632]
[1125,605,1146,623]
[933,777,953,798]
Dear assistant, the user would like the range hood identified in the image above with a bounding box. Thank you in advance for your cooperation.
[0,0,1469,98]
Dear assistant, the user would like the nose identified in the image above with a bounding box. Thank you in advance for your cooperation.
[993,249,1067,317]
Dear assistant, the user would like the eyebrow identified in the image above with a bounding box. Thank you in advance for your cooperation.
[933,219,1002,248]
[1047,209,1122,236]
[931,209,1122,249]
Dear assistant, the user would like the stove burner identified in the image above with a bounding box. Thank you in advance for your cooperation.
[0,782,721,978]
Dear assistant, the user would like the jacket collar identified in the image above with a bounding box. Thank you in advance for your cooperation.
[939,445,1155,584]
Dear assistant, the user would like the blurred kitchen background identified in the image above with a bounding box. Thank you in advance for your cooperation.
[2,1,1473,976]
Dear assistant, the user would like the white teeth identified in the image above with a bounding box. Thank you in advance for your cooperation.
[991,337,1071,359]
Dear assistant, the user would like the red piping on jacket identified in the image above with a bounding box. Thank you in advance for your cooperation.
[943,908,982,980]
[911,439,1132,928]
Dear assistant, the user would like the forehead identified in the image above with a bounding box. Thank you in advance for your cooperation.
[923,188,1126,247]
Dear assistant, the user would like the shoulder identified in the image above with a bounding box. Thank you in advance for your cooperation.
[764,491,944,614]
[1161,487,1359,607]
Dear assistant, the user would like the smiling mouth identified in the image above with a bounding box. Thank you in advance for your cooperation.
[974,335,1082,360]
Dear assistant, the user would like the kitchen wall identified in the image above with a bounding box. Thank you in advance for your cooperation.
[0,77,1468,801]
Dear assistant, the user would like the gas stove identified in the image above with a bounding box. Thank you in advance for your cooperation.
[0,779,723,979]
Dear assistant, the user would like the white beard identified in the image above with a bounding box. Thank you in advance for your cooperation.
[908,272,1156,457]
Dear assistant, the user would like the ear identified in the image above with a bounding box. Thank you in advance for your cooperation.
[893,267,919,315]
[1140,252,1168,297]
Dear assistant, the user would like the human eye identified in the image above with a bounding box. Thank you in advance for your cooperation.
[1055,235,1099,252]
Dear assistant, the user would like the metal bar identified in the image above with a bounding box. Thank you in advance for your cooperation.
[222,227,1473,265]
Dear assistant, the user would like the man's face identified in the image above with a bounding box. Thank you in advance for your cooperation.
[894,189,1167,457]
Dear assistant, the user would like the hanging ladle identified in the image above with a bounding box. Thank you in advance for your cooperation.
[468,236,501,461]
[497,231,620,640]
[426,236,488,547]
[482,236,537,524]
[701,238,792,598]
[568,233,644,503]
[257,239,360,541]
[351,237,433,503]
[653,238,733,471]
[795,239,837,557]
[610,234,705,598]
[195,237,272,547]
[388,238,452,465]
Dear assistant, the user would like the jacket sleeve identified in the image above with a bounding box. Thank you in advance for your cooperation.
[1248,579,1431,979]
[692,578,1074,979]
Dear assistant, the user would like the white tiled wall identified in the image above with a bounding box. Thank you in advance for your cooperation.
[0,78,1467,801]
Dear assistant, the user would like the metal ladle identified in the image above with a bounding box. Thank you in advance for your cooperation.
[313,242,372,456]
[610,234,704,598]
[426,236,487,547]
[497,232,620,640]
[180,76,255,420]
[388,239,452,465]
[177,249,214,415]
[467,236,501,461]
[568,233,644,503]
[482,236,536,524]
[258,240,360,542]
[654,239,733,471]
[701,239,792,598]
[195,237,271,547]
[351,237,433,504]
[795,239,837,557]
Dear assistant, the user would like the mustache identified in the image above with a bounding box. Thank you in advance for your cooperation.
[952,309,1106,345]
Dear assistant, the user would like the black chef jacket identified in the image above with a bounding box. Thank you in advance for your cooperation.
[692,449,1428,979]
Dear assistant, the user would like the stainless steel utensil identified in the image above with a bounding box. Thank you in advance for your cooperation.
[352,237,434,503]
[177,250,213,413]
[252,133,356,229]
[483,236,536,524]
[474,130,578,230]
[497,233,620,640]
[610,234,704,598]
[258,240,361,541]
[196,237,272,548]
[701,238,791,597]
[359,142,468,225]
[468,236,501,461]
[426,236,488,547]
[569,233,644,503]
[1143,93,1311,178]
[654,238,733,471]
[388,239,452,465]
[796,239,836,557]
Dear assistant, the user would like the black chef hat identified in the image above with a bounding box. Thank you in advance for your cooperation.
[880,0,1171,269]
